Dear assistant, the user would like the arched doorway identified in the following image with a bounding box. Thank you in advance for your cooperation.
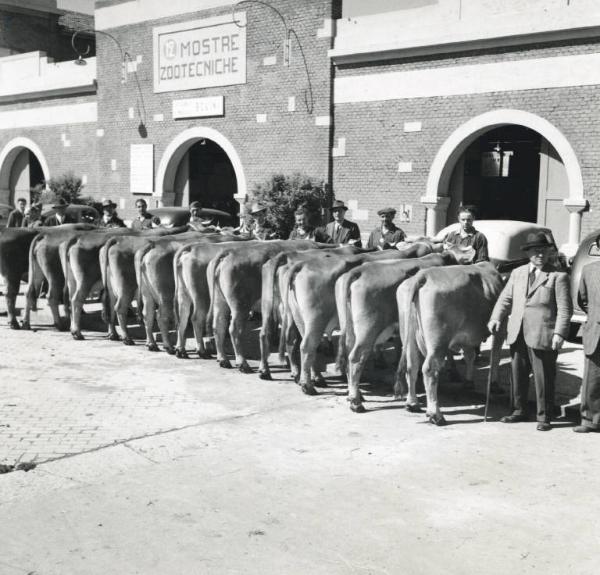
[0,137,49,205]
[422,110,587,254]
[155,127,247,220]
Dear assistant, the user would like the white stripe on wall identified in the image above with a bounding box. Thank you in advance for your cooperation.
[96,0,234,30]
[0,102,97,130]
[335,52,600,104]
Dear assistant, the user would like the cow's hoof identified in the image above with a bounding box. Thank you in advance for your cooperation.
[107,333,121,342]
[146,343,160,352]
[9,319,20,330]
[56,323,68,332]
[259,371,272,381]
[301,384,318,396]
[293,373,300,384]
[123,337,135,346]
[349,401,366,413]
[238,364,253,374]
[406,403,422,413]
[197,350,212,360]
[21,321,30,331]
[219,359,233,369]
[71,331,84,341]
[164,347,176,355]
[312,376,327,388]
[428,413,447,426]
[175,348,189,359]
[490,381,504,395]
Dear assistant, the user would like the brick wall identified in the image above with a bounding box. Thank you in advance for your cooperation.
[332,41,600,239]
[94,0,339,219]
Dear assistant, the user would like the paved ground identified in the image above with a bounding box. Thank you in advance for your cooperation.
[0,299,598,575]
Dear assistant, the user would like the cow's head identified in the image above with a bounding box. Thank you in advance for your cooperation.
[445,245,476,264]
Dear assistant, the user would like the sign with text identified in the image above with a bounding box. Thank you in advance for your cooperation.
[172,96,224,119]
[153,14,246,93]
[130,144,154,195]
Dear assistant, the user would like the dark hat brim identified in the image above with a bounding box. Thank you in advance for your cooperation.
[521,240,554,251]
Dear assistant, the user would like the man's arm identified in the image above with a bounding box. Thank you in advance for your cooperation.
[489,270,515,326]
[578,267,589,314]
[554,271,573,340]
[474,234,489,263]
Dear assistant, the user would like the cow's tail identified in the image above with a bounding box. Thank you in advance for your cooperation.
[398,272,427,379]
[100,237,118,324]
[335,267,359,374]
[282,260,305,335]
[173,244,191,324]
[262,252,288,346]
[134,241,155,322]
[61,236,79,309]
[26,232,44,311]
[207,250,229,329]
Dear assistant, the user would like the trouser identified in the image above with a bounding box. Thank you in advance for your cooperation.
[581,343,600,429]
[510,331,557,423]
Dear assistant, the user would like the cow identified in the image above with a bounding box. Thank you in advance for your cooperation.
[336,248,474,412]
[206,240,328,373]
[66,227,186,341]
[282,241,443,394]
[396,262,504,425]
[134,232,246,354]
[22,224,96,330]
[0,228,40,329]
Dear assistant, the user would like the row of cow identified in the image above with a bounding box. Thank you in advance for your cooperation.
[0,224,505,425]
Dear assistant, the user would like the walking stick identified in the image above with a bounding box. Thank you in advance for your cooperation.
[484,333,497,423]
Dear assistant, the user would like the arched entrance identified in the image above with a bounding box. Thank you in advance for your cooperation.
[0,137,49,205]
[422,110,587,254]
[155,127,247,219]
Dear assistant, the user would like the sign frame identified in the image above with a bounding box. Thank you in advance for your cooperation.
[172,96,224,119]
[153,12,246,94]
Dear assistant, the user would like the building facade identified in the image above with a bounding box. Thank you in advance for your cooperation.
[0,0,599,253]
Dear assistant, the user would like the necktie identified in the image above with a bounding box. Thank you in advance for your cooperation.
[528,268,537,292]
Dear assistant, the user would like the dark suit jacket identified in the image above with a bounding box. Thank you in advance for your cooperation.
[490,263,572,350]
[578,261,600,356]
[44,213,76,226]
[7,209,24,228]
[366,224,405,250]
[325,219,361,246]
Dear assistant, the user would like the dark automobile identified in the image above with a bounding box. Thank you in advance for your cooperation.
[569,229,600,327]
[147,206,234,228]
[0,203,12,228]
[41,203,100,224]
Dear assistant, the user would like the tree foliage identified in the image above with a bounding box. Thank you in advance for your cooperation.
[31,172,85,205]
[248,173,331,239]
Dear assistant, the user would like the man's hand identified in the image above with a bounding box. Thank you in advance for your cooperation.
[487,320,501,334]
[551,333,565,351]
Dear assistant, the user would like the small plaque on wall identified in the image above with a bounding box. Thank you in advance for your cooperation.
[172,96,224,119]
[130,144,154,195]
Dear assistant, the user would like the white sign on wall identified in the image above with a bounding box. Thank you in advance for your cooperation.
[153,13,246,93]
[130,144,154,195]
[172,96,224,119]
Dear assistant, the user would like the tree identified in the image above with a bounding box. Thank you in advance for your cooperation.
[248,173,331,239]
[31,172,85,205]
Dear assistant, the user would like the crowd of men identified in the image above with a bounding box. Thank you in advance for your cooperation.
[4,195,599,434]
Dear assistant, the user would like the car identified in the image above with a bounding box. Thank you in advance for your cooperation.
[568,229,600,328]
[434,220,561,273]
[147,206,234,228]
[41,203,100,224]
[0,203,12,228]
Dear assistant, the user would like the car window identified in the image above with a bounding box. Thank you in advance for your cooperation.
[588,244,600,256]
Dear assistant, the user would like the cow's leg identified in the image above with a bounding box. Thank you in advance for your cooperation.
[298,335,320,395]
[191,306,210,359]
[115,289,136,345]
[156,298,175,354]
[46,278,65,331]
[69,275,94,340]
[22,278,38,330]
[174,288,191,358]
[462,346,477,391]
[422,349,446,426]
[143,297,159,352]
[373,343,386,369]
[228,307,252,373]
[258,321,272,380]
[213,290,232,369]
[103,282,120,341]
[278,304,289,367]
[286,321,301,383]
[347,337,375,413]
[6,277,21,330]
[399,341,423,412]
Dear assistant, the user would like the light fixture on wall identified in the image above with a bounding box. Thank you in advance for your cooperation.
[71,30,148,138]
[231,0,314,114]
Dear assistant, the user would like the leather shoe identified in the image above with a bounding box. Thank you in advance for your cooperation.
[573,425,599,433]
[500,414,527,423]
[536,422,552,431]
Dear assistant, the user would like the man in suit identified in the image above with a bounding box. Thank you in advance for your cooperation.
[288,208,330,242]
[7,197,26,228]
[44,198,76,226]
[488,231,572,431]
[367,207,405,250]
[325,200,361,247]
[574,238,600,432]
[99,199,126,228]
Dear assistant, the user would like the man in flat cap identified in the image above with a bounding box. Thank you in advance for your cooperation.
[288,207,330,242]
[488,231,572,431]
[44,198,75,226]
[99,199,126,228]
[325,200,361,247]
[367,207,405,250]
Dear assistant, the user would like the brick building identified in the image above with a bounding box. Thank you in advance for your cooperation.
[0,0,599,253]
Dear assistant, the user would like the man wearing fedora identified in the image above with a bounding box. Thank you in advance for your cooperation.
[367,207,405,250]
[574,234,600,433]
[99,199,126,228]
[488,231,572,431]
[235,202,278,240]
[44,198,75,226]
[325,200,361,247]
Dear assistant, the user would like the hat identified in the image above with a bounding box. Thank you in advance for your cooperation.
[101,199,116,209]
[377,207,396,216]
[331,200,348,212]
[53,198,69,209]
[248,202,266,215]
[189,201,202,210]
[521,231,554,251]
